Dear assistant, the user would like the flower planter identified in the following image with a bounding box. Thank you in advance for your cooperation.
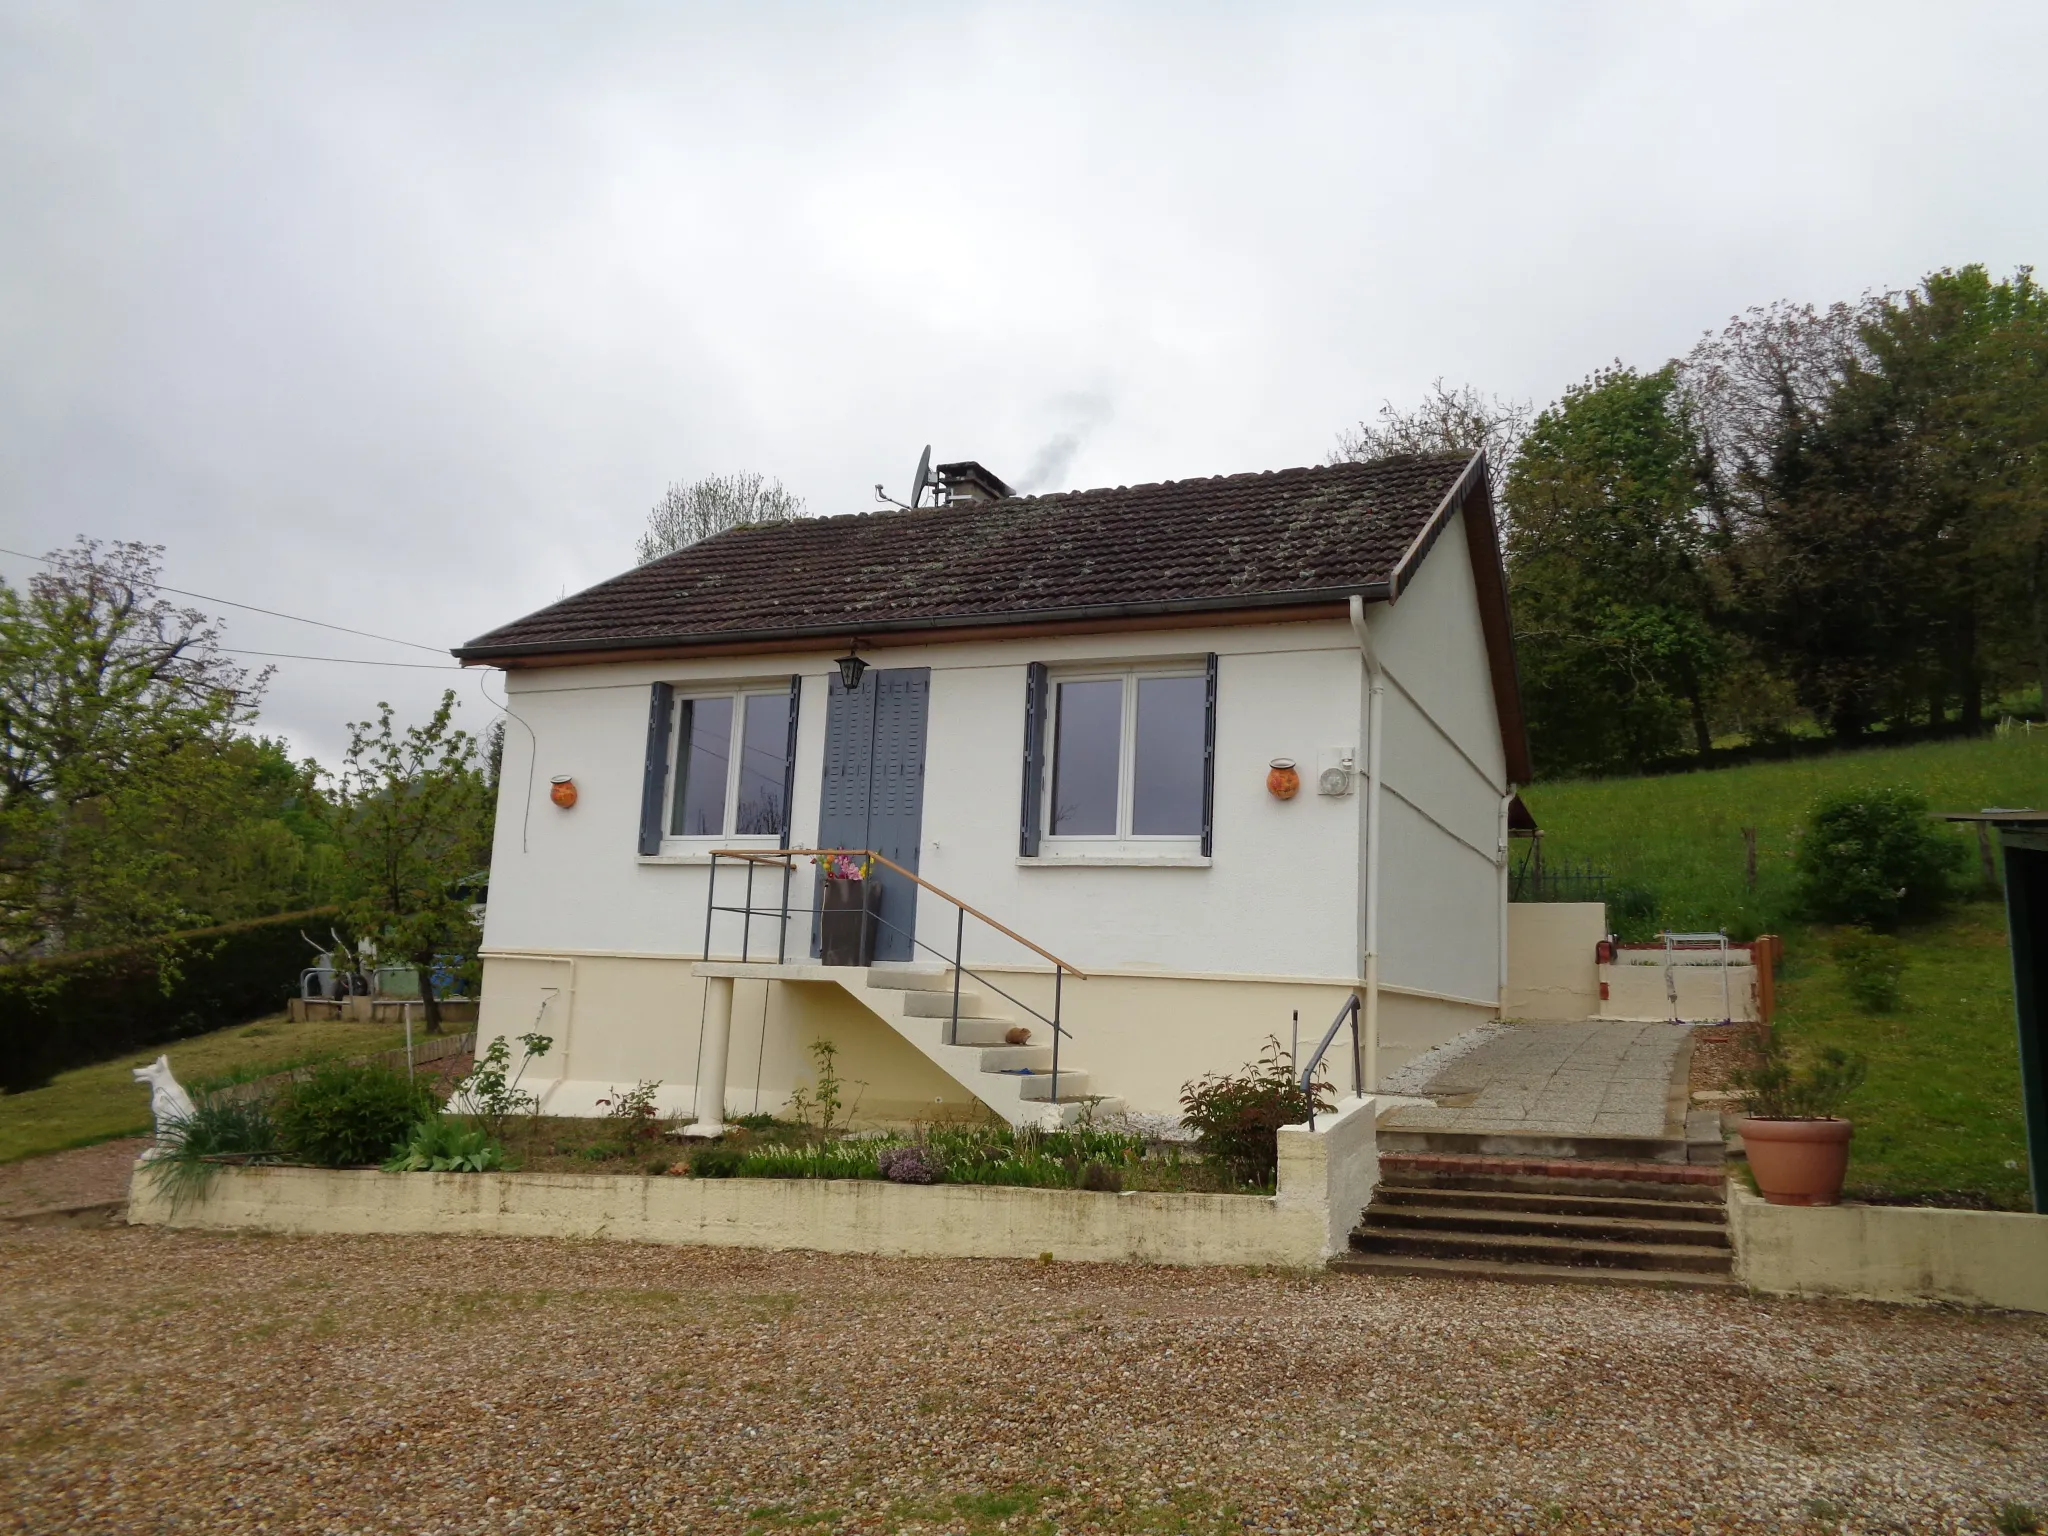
[819,878,883,967]
[1740,1116,1853,1206]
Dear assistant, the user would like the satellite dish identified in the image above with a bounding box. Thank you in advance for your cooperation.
[909,445,932,508]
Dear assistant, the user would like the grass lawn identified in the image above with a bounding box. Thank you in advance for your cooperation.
[1522,731,2046,1206]
[0,1016,414,1165]
[1776,903,2029,1208]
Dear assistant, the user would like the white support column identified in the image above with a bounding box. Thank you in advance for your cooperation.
[684,975,735,1138]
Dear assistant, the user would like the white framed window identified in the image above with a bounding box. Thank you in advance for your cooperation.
[665,688,795,843]
[1039,664,1210,854]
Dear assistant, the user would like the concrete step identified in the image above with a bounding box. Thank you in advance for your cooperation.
[1361,1203,1729,1249]
[1329,1252,1743,1292]
[1016,1070,1095,1102]
[1376,1128,1694,1164]
[864,964,954,992]
[900,990,1006,1021]
[951,1018,1035,1048]
[1373,1184,1728,1225]
[973,1044,1054,1073]
[1349,1225,1732,1274]
[1376,1153,1727,1203]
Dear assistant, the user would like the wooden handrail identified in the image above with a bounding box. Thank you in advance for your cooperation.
[709,847,1090,980]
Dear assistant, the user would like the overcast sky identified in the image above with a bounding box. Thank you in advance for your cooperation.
[3,2,2043,765]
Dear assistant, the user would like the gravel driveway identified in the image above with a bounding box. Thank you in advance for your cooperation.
[2,1227,2043,1535]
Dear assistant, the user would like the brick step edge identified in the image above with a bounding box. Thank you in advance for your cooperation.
[1378,1152,1725,1186]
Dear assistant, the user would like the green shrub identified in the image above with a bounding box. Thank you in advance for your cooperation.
[687,1144,747,1178]
[275,1061,438,1167]
[1831,928,1906,1012]
[1178,1038,1332,1188]
[1730,1039,1867,1120]
[0,907,338,1093]
[381,1116,503,1173]
[142,1091,282,1208]
[1794,788,1965,929]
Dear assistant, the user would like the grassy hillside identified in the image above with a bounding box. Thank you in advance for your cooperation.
[1521,730,2048,936]
[1523,732,2047,1208]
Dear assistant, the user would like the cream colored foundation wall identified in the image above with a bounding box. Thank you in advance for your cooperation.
[481,955,978,1124]
[1502,903,1604,1020]
[481,954,1500,1120]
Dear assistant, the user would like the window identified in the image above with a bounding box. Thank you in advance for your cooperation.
[668,689,795,840]
[1028,659,1215,856]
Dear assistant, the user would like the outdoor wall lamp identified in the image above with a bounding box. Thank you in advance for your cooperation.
[836,644,868,692]
[549,775,578,809]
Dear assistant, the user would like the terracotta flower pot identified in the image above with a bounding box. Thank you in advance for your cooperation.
[1267,759,1299,800]
[1740,1116,1853,1206]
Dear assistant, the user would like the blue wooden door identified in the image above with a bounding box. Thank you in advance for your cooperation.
[814,667,928,962]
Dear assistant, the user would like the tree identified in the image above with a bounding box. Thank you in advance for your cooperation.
[636,472,806,564]
[1504,365,1726,774]
[1331,379,1531,489]
[329,691,492,1032]
[0,540,282,959]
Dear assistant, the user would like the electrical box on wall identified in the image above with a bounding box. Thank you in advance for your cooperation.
[1317,745,1356,796]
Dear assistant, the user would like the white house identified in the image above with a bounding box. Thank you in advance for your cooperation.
[456,451,1533,1128]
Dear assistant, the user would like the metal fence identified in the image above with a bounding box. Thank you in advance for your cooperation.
[1509,856,1611,904]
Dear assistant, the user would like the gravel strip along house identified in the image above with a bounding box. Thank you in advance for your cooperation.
[456,451,1530,1132]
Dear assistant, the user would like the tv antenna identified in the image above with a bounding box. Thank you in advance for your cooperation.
[875,444,933,510]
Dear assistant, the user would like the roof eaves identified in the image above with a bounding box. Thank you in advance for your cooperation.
[451,581,1394,663]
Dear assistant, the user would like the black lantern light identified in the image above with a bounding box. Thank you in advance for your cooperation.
[835,644,868,692]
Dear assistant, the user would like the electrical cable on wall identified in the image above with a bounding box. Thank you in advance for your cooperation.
[477,668,540,854]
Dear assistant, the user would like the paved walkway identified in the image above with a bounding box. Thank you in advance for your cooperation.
[1382,1020,1692,1138]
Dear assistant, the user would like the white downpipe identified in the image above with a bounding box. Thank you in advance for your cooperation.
[1498,787,1516,1006]
[1348,596,1385,1091]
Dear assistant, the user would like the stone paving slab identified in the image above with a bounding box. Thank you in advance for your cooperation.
[1384,1020,1693,1138]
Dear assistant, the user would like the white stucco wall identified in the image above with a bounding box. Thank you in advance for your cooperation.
[1363,508,1512,1025]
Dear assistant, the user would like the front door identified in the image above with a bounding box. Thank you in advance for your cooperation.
[814,666,929,962]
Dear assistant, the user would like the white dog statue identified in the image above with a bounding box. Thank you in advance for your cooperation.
[131,1055,197,1158]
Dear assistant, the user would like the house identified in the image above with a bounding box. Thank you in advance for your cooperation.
[454,450,1532,1127]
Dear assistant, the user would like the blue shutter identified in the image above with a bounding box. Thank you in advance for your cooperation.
[778,674,801,850]
[1020,662,1048,856]
[638,682,674,856]
[1201,653,1218,858]
[864,669,929,962]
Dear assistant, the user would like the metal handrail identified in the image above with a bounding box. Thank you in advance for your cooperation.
[1297,992,1363,1130]
[701,847,1087,1105]
[710,847,1088,979]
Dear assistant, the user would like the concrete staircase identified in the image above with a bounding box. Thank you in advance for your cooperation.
[694,960,1116,1128]
[1335,1151,1735,1290]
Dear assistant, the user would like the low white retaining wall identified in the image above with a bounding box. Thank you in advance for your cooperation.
[128,1097,1380,1269]
[1729,1184,2048,1313]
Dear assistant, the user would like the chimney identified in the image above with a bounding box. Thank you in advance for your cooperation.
[936,461,1014,505]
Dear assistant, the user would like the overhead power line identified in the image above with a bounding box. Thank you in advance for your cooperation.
[0,543,450,654]
[223,647,463,671]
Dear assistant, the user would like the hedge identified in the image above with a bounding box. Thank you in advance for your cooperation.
[0,908,338,1094]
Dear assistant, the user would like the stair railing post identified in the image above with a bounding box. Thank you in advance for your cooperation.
[1051,966,1063,1105]
[777,857,793,965]
[702,853,719,961]
[1348,995,1362,1098]
[950,905,965,1047]
[742,858,755,963]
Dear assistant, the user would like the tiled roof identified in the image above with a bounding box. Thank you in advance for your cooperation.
[456,453,1480,660]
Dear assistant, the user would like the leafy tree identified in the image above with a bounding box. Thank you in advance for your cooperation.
[0,540,299,959]
[329,691,492,1032]
[635,472,806,563]
[1331,378,1531,488]
[1503,365,1725,774]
